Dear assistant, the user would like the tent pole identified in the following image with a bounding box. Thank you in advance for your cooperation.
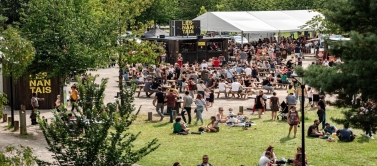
[241,31,244,49]
[278,31,281,43]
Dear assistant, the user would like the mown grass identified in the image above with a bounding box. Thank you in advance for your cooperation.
[128,108,376,166]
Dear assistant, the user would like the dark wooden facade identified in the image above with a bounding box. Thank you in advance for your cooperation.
[144,37,229,64]
[3,74,60,110]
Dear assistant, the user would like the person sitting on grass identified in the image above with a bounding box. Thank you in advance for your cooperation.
[205,116,219,132]
[336,123,356,142]
[216,107,227,123]
[173,117,189,134]
[307,119,324,138]
[324,122,337,135]
[258,151,272,166]
[226,114,239,126]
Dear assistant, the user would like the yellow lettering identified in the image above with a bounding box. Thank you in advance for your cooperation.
[45,87,51,93]
[29,80,36,86]
[44,80,51,86]
[30,87,36,93]
[36,87,42,93]
[36,80,44,86]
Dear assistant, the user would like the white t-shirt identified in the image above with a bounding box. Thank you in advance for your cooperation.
[258,156,271,166]
[245,67,252,76]
[197,83,206,91]
[201,63,208,69]
[218,82,227,92]
[231,82,242,91]
[227,117,238,123]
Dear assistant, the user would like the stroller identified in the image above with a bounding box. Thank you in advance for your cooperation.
[277,101,289,120]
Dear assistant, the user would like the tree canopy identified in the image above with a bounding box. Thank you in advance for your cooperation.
[301,0,377,133]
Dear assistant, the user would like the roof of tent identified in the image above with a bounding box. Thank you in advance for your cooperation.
[194,10,322,33]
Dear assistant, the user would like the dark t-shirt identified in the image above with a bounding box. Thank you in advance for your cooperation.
[318,100,326,111]
[175,68,181,79]
[337,128,353,141]
[155,92,165,103]
[151,82,160,89]
[206,78,215,88]
[307,124,318,136]
[295,46,301,53]
[262,79,269,86]
[165,94,176,108]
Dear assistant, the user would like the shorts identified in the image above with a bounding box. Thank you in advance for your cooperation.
[308,97,313,103]
[313,94,319,102]
[295,53,301,57]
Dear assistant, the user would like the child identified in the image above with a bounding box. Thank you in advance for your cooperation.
[181,78,188,92]
[208,89,214,107]
[204,88,211,107]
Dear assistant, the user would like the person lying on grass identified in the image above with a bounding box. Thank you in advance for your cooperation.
[173,117,190,134]
[205,116,219,132]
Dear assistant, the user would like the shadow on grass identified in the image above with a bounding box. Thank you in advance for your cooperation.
[279,136,295,143]
[357,135,370,143]
[153,122,171,128]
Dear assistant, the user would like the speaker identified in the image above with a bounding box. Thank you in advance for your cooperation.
[197,35,203,39]
[160,35,165,38]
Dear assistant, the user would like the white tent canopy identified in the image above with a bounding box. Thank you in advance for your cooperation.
[194,10,322,33]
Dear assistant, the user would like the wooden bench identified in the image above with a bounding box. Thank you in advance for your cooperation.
[135,89,144,97]
[228,91,247,99]
[215,91,228,98]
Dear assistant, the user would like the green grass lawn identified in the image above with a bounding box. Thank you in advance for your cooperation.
[129,108,376,166]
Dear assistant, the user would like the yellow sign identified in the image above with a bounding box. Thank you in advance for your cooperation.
[198,42,206,46]
[182,20,194,34]
[29,72,52,93]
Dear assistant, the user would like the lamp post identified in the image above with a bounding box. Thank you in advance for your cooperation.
[292,73,305,166]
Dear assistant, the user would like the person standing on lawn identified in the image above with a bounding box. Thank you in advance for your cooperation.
[194,94,207,125]
[152,88,165,121]
[181,91,193,124]
[287,106,300,138]
[197,155,213,166]
[270,92,280,121]
[317,95,326,129]
[165,90,177,123]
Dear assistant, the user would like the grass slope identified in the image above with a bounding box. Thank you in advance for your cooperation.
[130,109,377,166]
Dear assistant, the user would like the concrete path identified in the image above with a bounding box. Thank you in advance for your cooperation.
[0,54,319,164]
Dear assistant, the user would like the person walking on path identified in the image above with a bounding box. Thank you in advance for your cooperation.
[152,88,165,121]
[165,90,177,123]
[194,94,207,125]
[287,106,300,138]
[270,92,280,121]
[181,91,193,124]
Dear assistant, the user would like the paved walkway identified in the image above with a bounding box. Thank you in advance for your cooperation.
[0,55,320,163]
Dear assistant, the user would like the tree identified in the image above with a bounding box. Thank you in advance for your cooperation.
[300,0,377,133]
[0,0,29,26]
[39,76,160,165]
[21,0,116,96]
[0,26,35,126]
[135,0,178,27]
[177,0,218,20]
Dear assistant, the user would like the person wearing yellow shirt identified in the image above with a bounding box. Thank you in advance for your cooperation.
[70,85,79,111]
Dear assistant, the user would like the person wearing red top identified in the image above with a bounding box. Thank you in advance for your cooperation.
[177,53,183,67]
[165,90,177,123]
[213,57,220,67]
